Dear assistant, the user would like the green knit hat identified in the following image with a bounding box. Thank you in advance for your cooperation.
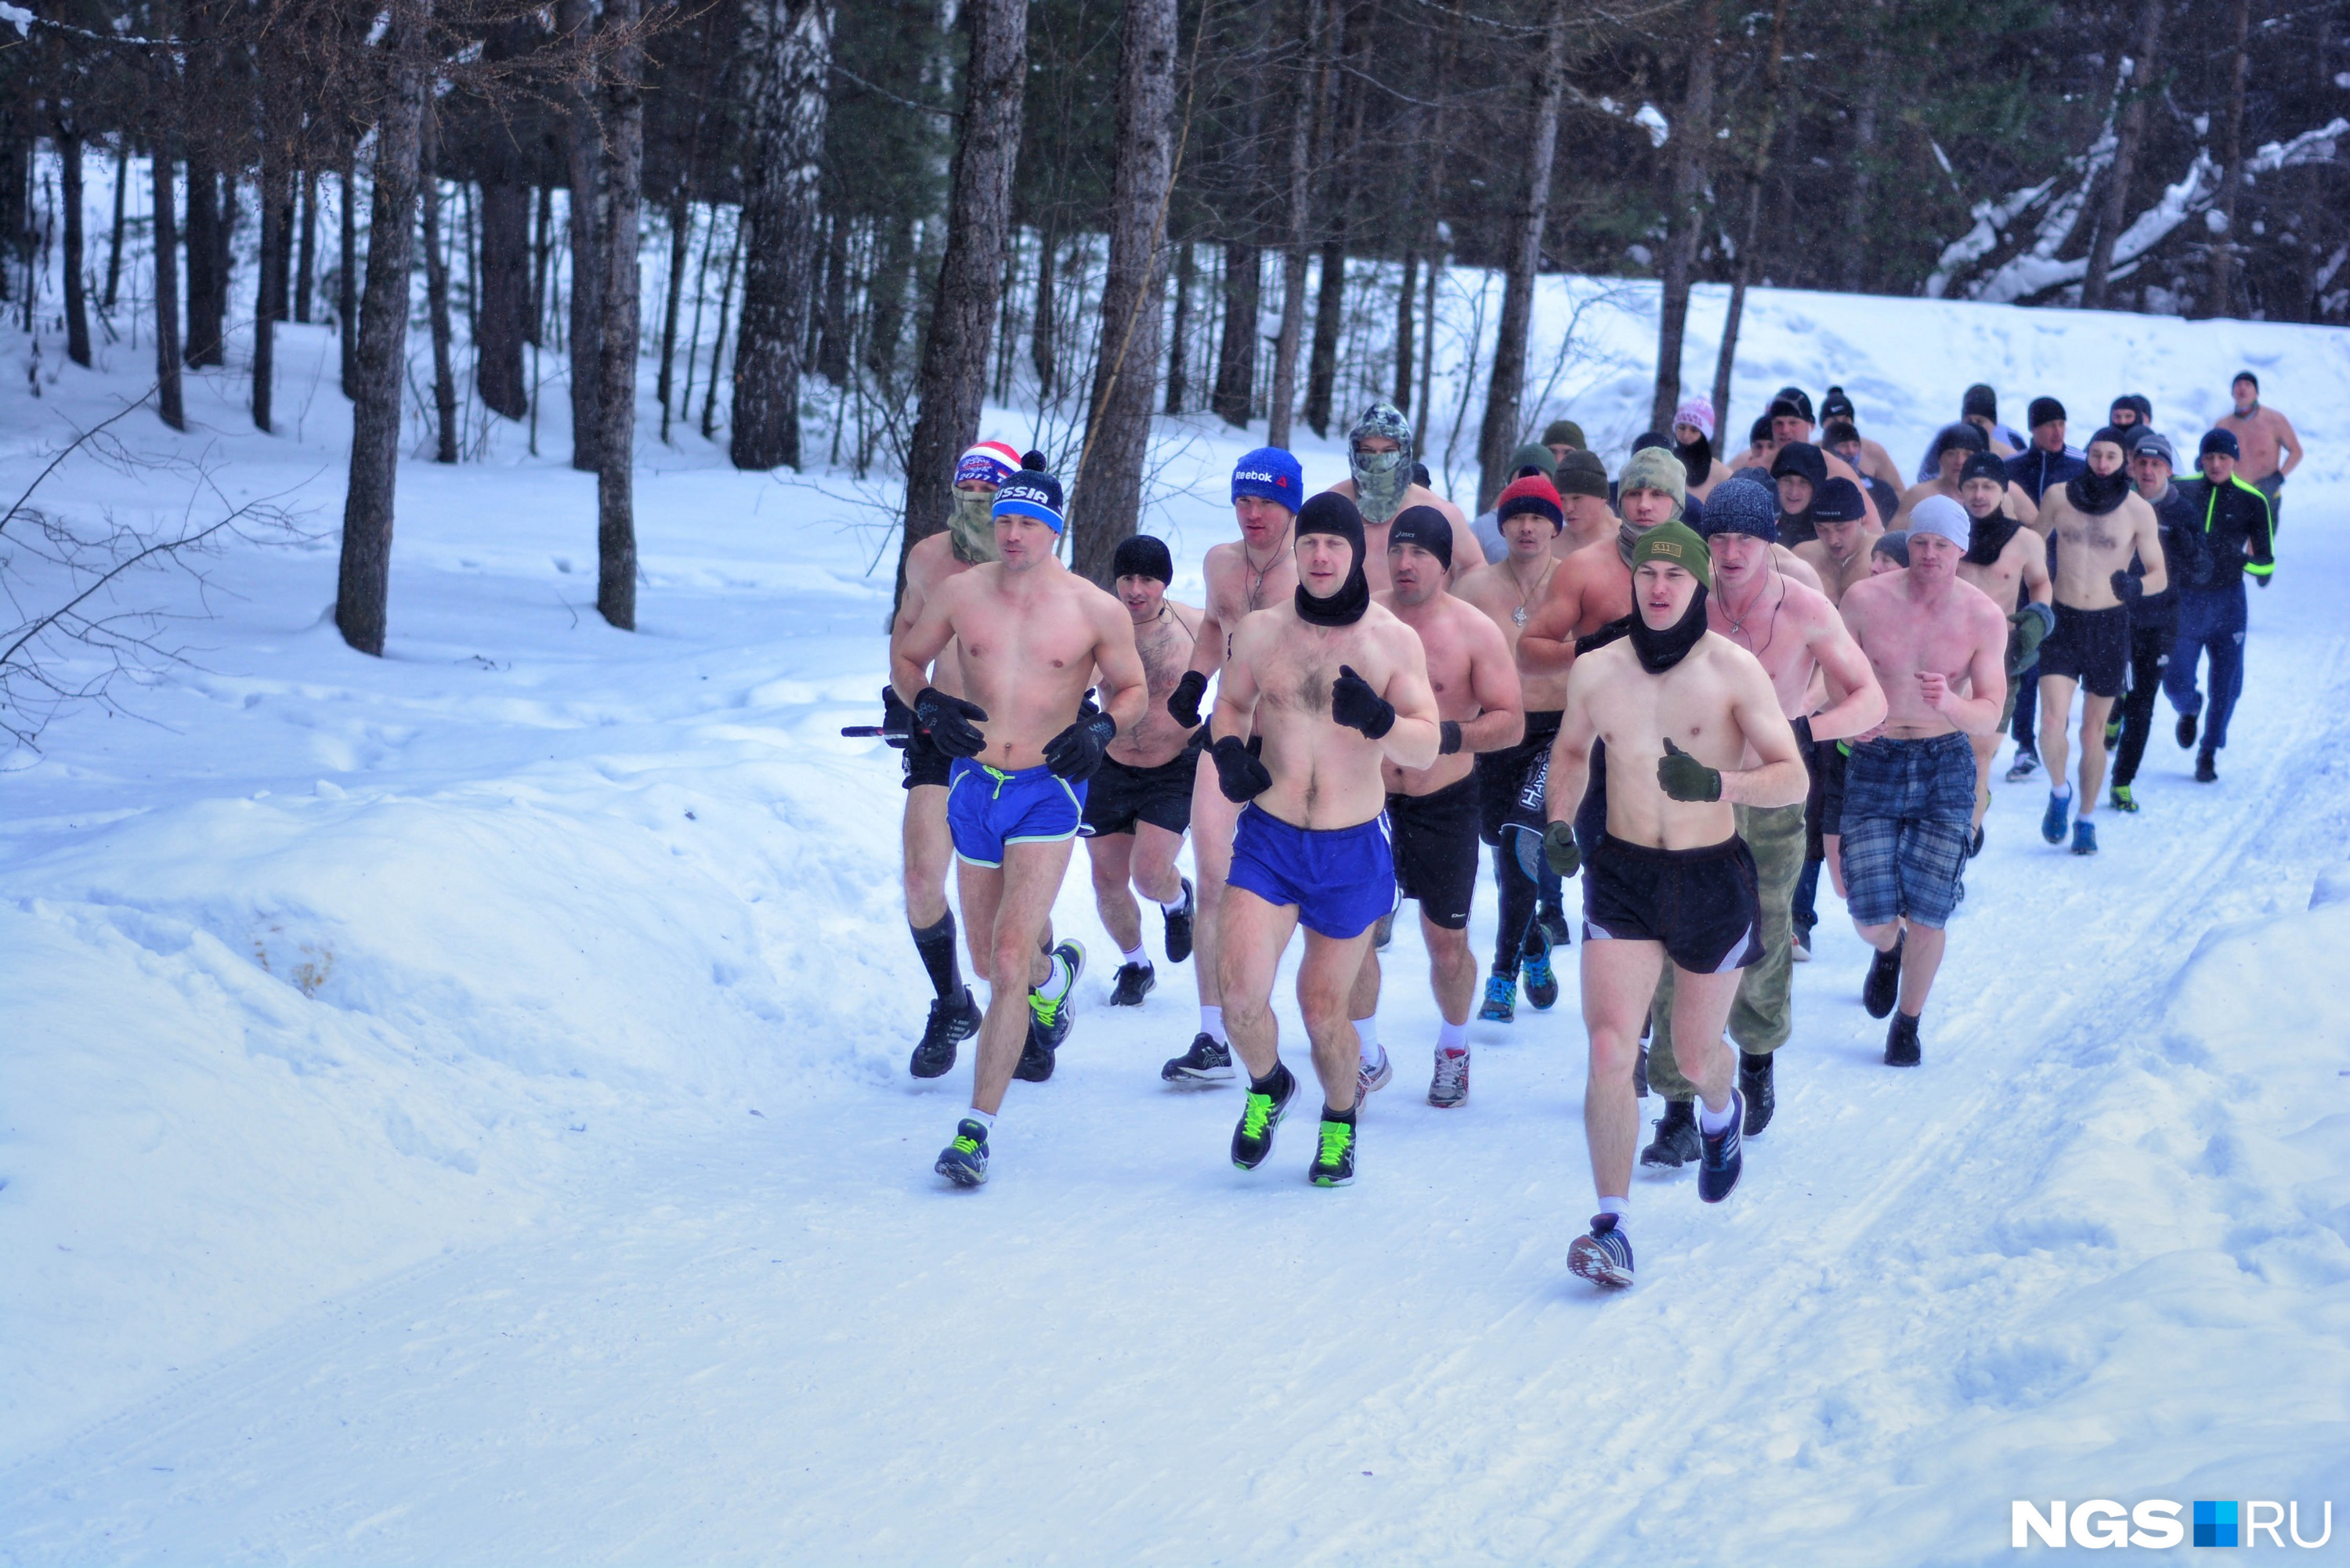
[1542,419,1586,450]
[1627,518,1712,591]
[1505,442,1556,482]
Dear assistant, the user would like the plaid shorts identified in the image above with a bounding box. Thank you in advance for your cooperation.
[1840,733,1975,930]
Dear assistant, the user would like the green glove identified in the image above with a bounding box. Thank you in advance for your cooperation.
[2006,602,2055,678]
[1658,738,1722,803]
[1543,820,1581,877]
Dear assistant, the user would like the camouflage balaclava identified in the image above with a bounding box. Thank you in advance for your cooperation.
[1347,402,1415,524]
[948,488,1002,564]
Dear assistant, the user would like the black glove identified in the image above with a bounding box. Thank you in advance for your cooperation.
[1212,735,1273,803]
[2110,568,2144,604]
[1043,710,1118,781]
[1438,720,1463,756]
[1542,819,1581,877]
[1167,669,1209,728]
[1658,738,1723,803]
[1791,714,1815,751]
[1330,665,1396,739]
[913,686,989,758]
[881,685,916,749]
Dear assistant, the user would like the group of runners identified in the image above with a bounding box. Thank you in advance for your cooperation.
[878,370,2290,1290]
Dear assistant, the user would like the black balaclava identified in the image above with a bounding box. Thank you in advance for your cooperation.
[1629,584,1710,674]
[1294,492,1371,627]
[2066,462,2132,516]
[1959,451,2020,564]
[1676,432,1712,488]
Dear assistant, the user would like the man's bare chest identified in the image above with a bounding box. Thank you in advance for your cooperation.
[958,602,1093,680]
[1259,635,1371,716]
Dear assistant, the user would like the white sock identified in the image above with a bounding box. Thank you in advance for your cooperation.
[965,1107,996,1133]
[1160,887,1189,914]
[2052,782,2073,800]
[1697,1095,1738,1135]
[1201,1004,1224,1042]
[1120,944,1147,968]
[1437,1019,1468,1053]
[1597,1195,1628,1219]
[1037,953,1076,1004]
[1354,1014,1381,1064]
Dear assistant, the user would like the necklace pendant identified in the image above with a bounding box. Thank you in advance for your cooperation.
[1513,606,1528,626]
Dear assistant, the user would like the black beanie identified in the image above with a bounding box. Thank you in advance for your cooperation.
[1112,533,1173,583]
[1388,504,1454,573]
[1822,419,1860,448]
[1770,441,1828,488]
[2087,425,2132,455]
[1772,387,1815,424]
[1749,414,1774,446]
[1820,385,1856,422]
[1959,451,2008,486]
[1932,421,1990,459]
[2028,396,2066,429]
[1810,477,1867,523]
[1963,384,1998,421]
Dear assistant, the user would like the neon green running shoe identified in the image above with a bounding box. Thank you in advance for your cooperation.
[1309,1115,1357,1187]
[1231,1064,1296,1170]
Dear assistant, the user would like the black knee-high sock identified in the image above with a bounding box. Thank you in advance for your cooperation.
[1492,842,1537,976]
[910,912,962,1000]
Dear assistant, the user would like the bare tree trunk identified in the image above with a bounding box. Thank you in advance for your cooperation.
[1210,240,1258,425]
[2082,0,2161,310]
[560,0,604,471]
[340,156,359,396]
[1393,249,1415,414]
[1709,0,1788,444]
[1267,0,1323,451]
[530,181,553,344]
[1476,0,1569,511]
[1306,238,1345,437]
[421,107,460,464]
[1415,244,1437,448]
[1651,20,1715,433]
[816,210,850,384]
[184,160,222,367]
[1072,0,1180,585]
[254,159,291,432]
[729,0,834,470]
[683,202,717,421]
[992,232,1018,403]
[702,215,740,440]
[1164,237,1192,414]
[657,187,690,442]
[897,0,1028,583]
[337,0,432,658]
[475,179,530,417]
[150,141,185,429]
[60,133,90,368]
[103,142,128,310]
[1837,8,1880,294]
[597,0,646,629]
[2206,0,2250,317]
[1029,225,1058,395]
[296,168,318,323]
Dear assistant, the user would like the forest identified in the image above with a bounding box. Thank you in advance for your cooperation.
[2,0,2344,647]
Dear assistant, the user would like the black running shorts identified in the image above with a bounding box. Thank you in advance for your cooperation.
[1080,736,1202,838]
[1474,709,1561,846]
[2038,602,2130,699]
[1386,774,1481,930]
[1583,833,1764,974]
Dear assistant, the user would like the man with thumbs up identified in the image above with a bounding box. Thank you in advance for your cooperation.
[1537,520,1810,1288]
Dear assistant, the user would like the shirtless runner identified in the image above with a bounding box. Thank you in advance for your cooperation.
[1671,397,1734,501]
[1322,401,1485,587]
[1209,493,1440,1187]
[2033,427,2167,856]
[1543,520,1810,1289]
[1952,451,2053,846]
[1896,425,2037,529]
[1456,474,1579,1023]
[1792,478,1880,605]
[1079,534,1202,1009]
[1349,508,1524,1108]
[1835,499,2010,1065]
[1641,479,1885,1166]
[1159,450,1303,1086]
[2215,370,2303,533]
[891,468,1148,1186]
[1766,394,1883,529]
[892,439,1021,1079]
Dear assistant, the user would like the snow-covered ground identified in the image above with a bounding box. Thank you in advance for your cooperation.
[5,272,2350,1563]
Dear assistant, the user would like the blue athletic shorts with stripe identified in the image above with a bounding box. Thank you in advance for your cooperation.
[1226,804,1394,940]
[945,757,1088,868]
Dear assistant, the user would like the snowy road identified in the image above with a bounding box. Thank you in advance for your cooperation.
[8,511,2348,1564]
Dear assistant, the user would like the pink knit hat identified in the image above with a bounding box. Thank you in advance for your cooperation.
[1672,397,1716,442]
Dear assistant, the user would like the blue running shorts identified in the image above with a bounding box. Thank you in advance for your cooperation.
[945,758,1088,868]
[1226,804,1395,940]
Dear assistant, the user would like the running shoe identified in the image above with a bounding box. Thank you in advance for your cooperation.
[1639,1100,1699,1168]
[1162,1032,1234,1085]
[1536,909,1574,949]
[2195,748,2218,783]
[1014,1026,1057,1082]
[1885,1010,1922,1067]
[1739,1051,1775,1136]
[909,986,982,1079]
[2040,789,2070,844]
[1358,1043,1393,1100]
[1697,1089,1744,1204]
[1027,940,1086,1050]
[2176,711,2199,750]
[1309,1115,1357,1187]
[1231,1066,1296,1170]
[2109,783,2138,813]
[935,1118,990,1187]
[1428,1046,1470,1108]
[1520,930,1560,1011]
[1863,930,1905,1019]
[1791,928,1813,963]
[1477,973,1517,1023]
[1968,823,1985,858]
[2103,714,2123,749]
[1108,960,1155,1006]
[2005,748,2041,783]
[2070,819,2098,855]
[1162,878,1195,964]
[1567,1213,1635,1290]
